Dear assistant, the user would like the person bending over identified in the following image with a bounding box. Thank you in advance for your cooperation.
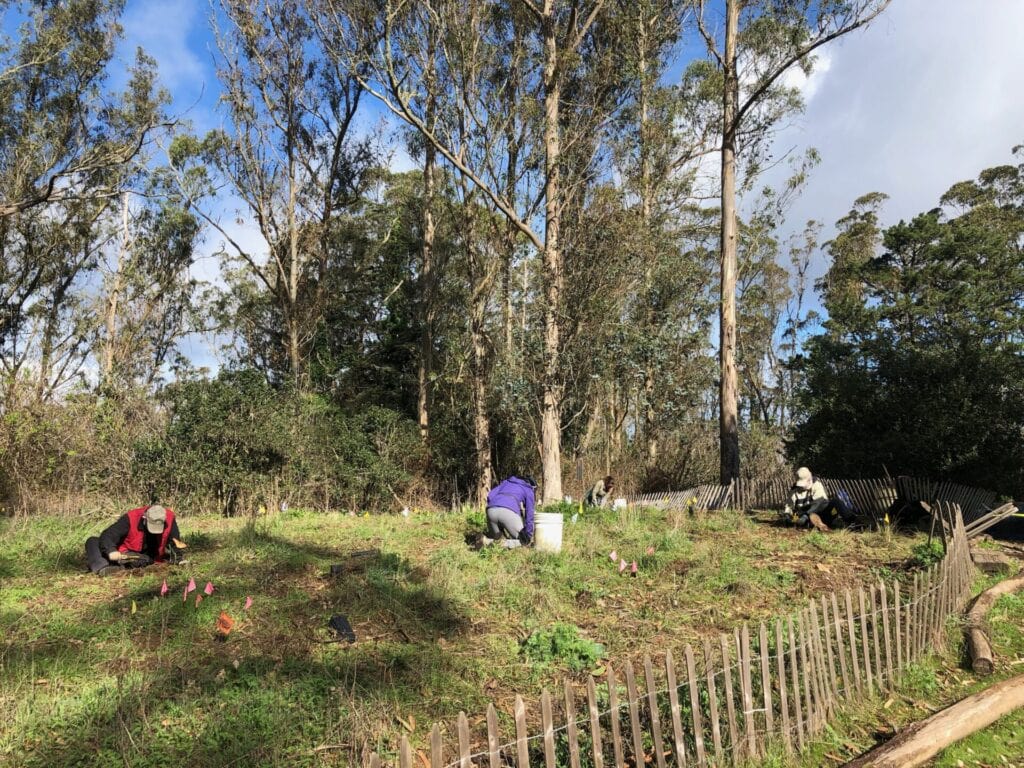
[784,467,832,533]
[585,475,615,508]
[482,475,537,548]
[85,503,183,576]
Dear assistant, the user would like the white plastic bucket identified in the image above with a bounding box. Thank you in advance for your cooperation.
[534,512,564,553]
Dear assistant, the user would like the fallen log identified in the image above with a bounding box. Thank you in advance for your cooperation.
[965,570,1024,676]
[842,673,1024,768]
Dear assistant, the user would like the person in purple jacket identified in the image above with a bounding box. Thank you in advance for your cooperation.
[482,475,537,547]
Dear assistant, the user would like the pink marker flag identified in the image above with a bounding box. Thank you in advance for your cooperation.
[646,546,655,556]
[204,581,214,596]
[244,596,253,611]
[618,558,627,573]
[631,561,638,575]
[160,580,169,597]
[609,550,618,562]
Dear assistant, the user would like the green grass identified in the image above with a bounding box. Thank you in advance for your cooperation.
[0,506,928,767]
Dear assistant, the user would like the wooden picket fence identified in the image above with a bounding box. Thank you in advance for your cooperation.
[365,502,975,767]
[630,475,1000,529]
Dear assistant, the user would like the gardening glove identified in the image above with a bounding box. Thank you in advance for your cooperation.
[120,552,153,568]
[107,550,122,562]
[518,529,532,546]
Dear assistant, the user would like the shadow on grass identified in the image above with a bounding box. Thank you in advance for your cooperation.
[4,544,471,767]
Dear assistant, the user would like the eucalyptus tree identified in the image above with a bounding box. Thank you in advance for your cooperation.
[171,0,377,386]
[0,0,167,218]
[321,0,628,501]
[688,0,891,483]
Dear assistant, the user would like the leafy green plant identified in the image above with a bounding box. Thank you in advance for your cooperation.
[910,539,944,567]
[521,623,605,672]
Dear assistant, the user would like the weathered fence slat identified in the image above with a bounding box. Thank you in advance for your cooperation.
[788,616,805,751]
[759,621,775,737]
[819,596,840,705]
[684,644,707,765]
[703,639,724,764]
[869,584,883,690]
[431,724,444,768]
[586,676,604,768]
[739,625,757,755]
[643,655,666,768]
[802,608,826,728]
[775,618,793,755]
[458,711,472,768]
[515,695,530,768]
[541,689,556,768]
[894,582,903,674]
[563,682,581,768]
[858,587,874,696]
[624,662,645,765]
[830,591,850,696]
[664,649,688,768]
[844,589,862,694]
[809,599,834,712]
[400,737,412,768]
[719,633,740,760]
[369,753,381,768]
[796,612,817,735]
[487,704,501,768]
[606,667,624,768]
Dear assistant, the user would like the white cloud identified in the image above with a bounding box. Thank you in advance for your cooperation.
[763,0,1024,268]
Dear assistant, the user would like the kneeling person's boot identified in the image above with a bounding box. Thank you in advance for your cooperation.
[808,512,831,533]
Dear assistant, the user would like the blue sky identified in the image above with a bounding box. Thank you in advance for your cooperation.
[113,0,1024,370]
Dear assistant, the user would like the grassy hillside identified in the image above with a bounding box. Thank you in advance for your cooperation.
[0,506,929,767]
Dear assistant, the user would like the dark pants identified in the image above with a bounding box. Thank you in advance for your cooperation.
[85,537,156,573]
[796,499,835,527]
[85,536,113,573]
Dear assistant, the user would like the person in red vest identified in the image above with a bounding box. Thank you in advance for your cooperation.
[85,503,183,576]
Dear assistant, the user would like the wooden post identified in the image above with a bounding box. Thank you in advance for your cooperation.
[859,587,874,695]
[541,689,556,768]
[586,676,604,768]
[564,682,581,768]
[487,704,501,768]
[515,695,530,768]
[775,619,793,755]
[624,662,645,766]
[810,599,835,710]
[879,583,894,688]
[894,582,903,674]
[820,596,840,703]
[607,667,624,768]
[720,633,740,758]
[788,616,805,751]
[796,612,817,734]
[684,644,707,765]
[830,592,850,697]
[759,622,775,737]
[869,584,884,690]
[844,589,862,694]
[702,639,723,764]
[740,625,757,755]
[431,724,443,768]
[664,650,687,767]
[400,736,412,768]
[458,711,472,768]
[643,655,667,768]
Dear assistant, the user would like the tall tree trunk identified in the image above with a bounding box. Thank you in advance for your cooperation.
[471,311,492,507]
[638,13,658,464]
[101,192,129,386]
[417,39,437,443]
[718,0,740,484]
[540,2,563,502]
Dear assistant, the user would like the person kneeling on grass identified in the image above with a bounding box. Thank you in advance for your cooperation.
[783,467,833,533]
[585,475,615,508]
[480,475,537,548]
[85,503,184,576]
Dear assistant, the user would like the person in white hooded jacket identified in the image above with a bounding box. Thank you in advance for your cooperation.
[783,467,832,532]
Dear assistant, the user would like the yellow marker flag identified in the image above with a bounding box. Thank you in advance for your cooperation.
[131,600,137,615]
